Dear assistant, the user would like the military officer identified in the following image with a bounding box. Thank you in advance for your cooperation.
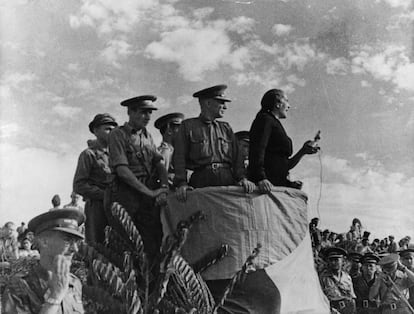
[173,84,255,201]
[2,209,85,314]
[370,253,414,313]
[73,113,117,244]
[399,248,414,307]
[235,130,250,171]
[108,95,168,263]
[352,253,380,313]
[154,112,184,183]
[348,252,363,278]
[319,247,357,313]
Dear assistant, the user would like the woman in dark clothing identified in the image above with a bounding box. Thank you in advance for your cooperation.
[248,89,319,193]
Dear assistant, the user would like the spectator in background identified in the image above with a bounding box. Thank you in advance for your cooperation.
[18,237,39,258]
[384,237,389,249]
[309,217,322,251]
[371,238,380,252]
[328,232,338,245]
[400,248,414,308]
[0,222,19,261]
[387,235,398,253]
[63,191,83,212]
[321,230,332,249]
[50,194,61,210]
[346,218,363,242]
[356,238,373,255]
[16,222,26,238]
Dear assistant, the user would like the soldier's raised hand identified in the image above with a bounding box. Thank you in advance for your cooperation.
[47,254,71,302]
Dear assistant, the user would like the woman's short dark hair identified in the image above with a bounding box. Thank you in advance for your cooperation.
[260,89,285,111]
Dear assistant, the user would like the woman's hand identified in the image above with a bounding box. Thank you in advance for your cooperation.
[301,140,320,155]
[258,179,273,194]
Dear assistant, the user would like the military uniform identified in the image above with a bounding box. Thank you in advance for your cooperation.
[1,209,85,314]
[73,113,117,244]
[370,254,414,314]
[352,254,380,314]
[154,112,184,186]
[173,85,243,188]
[399,249,414,308]
[320,247,357,314]
[108,96,166,262]
[2,262,84,314]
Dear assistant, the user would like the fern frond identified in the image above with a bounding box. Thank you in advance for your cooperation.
[110,202,145,257]
[191,244,229,273]
[213,243,262,314]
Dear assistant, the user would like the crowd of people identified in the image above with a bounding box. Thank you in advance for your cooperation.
[310,217,414,313]
[1,85,410,313]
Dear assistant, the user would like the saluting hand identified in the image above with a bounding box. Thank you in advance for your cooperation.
[48,254,71,302]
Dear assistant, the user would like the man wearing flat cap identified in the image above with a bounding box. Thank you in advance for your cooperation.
[400,248,414,307]
[73,113,117,245]
[173,84,255,201]
[370,253,414,313]
[108,95,168,264]
[2,209,85,314]
[154,112,184,180]
[319,247,357,313]
[352,253,380,313]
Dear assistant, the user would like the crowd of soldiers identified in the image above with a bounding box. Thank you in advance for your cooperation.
[3,83,409,313]
[310,218,414,314]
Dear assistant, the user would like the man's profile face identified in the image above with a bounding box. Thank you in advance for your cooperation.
[208,98,227,119]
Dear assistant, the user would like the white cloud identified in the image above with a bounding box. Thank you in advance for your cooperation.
[326,57,349,75]
[361,80,372,87]
[296,154,414,238]
[52,103,82,118]
[69,0,158,34]
[272,24,293,37]
[100,38,132,67]
[351,44,414,92]
[0,143,78,224]
[0,123,20,139]
[379,0,413,9]
[1,72,38,87]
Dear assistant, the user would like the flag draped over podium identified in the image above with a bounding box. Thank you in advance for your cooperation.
[164,186,330,313]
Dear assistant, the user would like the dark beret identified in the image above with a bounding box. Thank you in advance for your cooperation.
[325,247,347,259]
[362,253,380,264]
[28,209,85,239]
[121,95,158,110]
[88,113,118,133]
[154,112,185,130]
[193,84,231,102]
[235,131,250,142]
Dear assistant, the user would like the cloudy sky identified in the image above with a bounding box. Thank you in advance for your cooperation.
[0,0,413,239]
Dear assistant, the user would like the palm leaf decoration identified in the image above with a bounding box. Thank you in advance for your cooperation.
[73,203,220,313]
